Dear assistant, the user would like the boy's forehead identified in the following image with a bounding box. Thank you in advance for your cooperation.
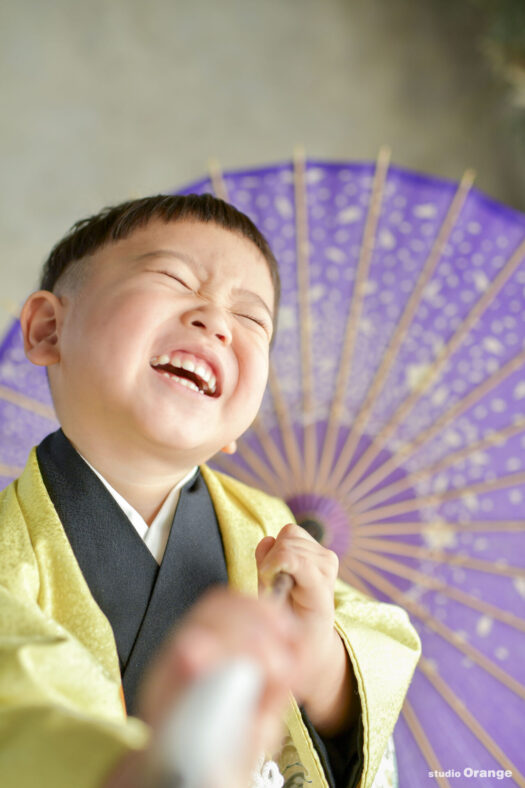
[93,218,275,305]
[103,219,263,264]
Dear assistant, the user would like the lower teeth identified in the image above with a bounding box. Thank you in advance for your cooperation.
[162,371,204,394]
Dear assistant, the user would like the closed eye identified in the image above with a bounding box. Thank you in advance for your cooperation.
[236,313,271,331]
[159,271,193,290]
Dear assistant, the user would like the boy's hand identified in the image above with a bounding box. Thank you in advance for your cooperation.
[104,588,305,788]
[256,524,358,737]
[138,586,302,740]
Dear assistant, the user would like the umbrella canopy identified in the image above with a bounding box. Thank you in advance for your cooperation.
[1,153,525,787]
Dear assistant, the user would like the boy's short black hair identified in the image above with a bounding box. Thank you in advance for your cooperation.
[40,193,281,324]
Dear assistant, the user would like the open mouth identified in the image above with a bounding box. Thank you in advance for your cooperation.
[151,355,219,397]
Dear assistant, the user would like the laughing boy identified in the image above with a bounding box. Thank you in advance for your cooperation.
[0,194,420,787]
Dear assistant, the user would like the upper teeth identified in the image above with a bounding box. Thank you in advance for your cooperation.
[152,353,217,394]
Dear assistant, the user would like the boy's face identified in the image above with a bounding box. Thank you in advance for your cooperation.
[48,219,275,467]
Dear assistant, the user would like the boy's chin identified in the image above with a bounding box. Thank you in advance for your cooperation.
[146,431,234,465]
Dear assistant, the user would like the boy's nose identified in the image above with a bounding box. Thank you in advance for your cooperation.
[185,306,232,345]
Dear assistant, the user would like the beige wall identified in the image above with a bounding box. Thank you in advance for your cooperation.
[1,0,523,334]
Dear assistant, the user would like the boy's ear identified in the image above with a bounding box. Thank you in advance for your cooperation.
[220,441,237,454]
[20,290,64,366]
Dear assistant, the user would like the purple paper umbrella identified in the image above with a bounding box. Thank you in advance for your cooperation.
[1,153,525,787]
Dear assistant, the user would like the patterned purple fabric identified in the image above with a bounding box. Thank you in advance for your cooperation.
[2,160,524,785]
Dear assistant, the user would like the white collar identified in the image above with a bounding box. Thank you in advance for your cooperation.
[79,455,198,565]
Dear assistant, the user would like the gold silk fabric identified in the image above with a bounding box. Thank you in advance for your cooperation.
[0,449,420,788]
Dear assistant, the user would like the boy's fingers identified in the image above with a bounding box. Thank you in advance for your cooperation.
[255,535,276,567]
[256,535,287,598]
[257,524,338,587]
[256,526,305,584]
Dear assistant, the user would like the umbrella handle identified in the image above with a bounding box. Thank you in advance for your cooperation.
[269,571,294,605]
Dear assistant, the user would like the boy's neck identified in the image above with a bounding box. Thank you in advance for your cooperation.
[65,432,200,526]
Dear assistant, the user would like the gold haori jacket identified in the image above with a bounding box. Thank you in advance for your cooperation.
[0,448,421,788]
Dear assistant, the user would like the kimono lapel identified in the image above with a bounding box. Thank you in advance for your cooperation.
[121,471,228,714]
[37,430,160,672]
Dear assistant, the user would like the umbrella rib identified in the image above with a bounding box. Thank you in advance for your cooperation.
[351,419,525,514]
[400,699,451,788]
[249,416,299,494]
[0,462,23,478]
[352,542,525,582]
[325,169,475,492]
[210,452,276,494]
[418,658,525,786]
[0,383,56,421]
[338,559,373,596]
[266,361,304,492]
[316,146,391,489]
[208,158,229,201]
[343,549,525,632]
[354,520,525,537]
[333,230,525,502]
[352,470,525,526]
[208,158,302,493]
[344,346,525,505]
[0,301,20,319]
[349,558,525,701]
[293,148,317,489]
[220,434,288,492]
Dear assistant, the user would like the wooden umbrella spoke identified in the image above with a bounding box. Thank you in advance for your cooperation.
[208,159,229,201]
[207,159,301,493]
[0,462,23,478]
[228,378,302,495]
[209,422,281,491]
[351,419,525,514]
[354,520,525,537]
[210,453,272,492]
[207,153,313,494]
[316,146,391,490]
[352,542,525,581]
[418,658,525,786]
[0,384,56,421]
[345,346,525,506]
[212,366,304,502]
[266,362,304,494]
[293,148,317,489]
[334,233,525,500]
[249,416,296,490]
[352,471,525,526]
[234,437,287,492]
[0,301,21,319]
[343,549,525,632]
[338,557,374,596]
[401,699,451,788]
[348,559,525,702]
[325,170,475,493]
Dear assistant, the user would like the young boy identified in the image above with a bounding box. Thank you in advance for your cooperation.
[0,194,421,788]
